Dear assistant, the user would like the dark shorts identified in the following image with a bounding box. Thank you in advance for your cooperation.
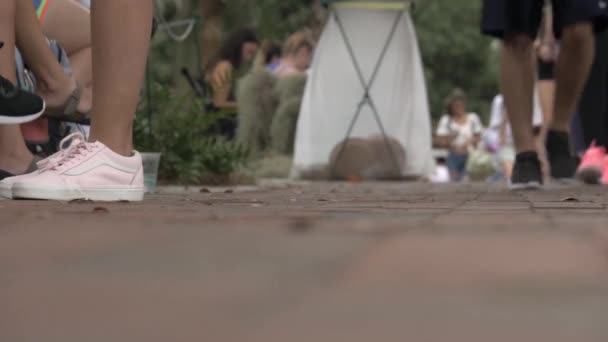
[482,0,608,39]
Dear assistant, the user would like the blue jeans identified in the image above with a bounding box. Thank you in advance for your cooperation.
[447,151,468,181]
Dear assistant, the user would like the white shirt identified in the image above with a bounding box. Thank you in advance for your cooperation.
[436,113,483,148]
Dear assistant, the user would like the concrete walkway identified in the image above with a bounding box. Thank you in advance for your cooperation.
[1,182,608,341]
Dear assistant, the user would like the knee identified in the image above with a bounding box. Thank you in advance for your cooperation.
[561,23,594,46]
[503,34,534,55]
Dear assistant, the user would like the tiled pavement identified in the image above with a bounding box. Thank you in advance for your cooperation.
[1,182,608,341]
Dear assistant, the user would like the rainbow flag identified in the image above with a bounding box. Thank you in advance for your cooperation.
[33,0,49,22]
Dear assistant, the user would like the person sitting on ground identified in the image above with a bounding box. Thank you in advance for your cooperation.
[262,41,282,72]
[204,28,259,111]
[435,89,483,182]
[0,0,92,181]
[273,31,314,78]
[1,0,153,202]
[21,0,93,149]
[38,0,93,118]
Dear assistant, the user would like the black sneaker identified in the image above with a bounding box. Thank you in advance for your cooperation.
[0,75,45,125]
[509,151,543,190]
[546,130,577,179]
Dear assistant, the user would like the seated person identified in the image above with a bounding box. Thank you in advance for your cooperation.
[262,41,282,72]
[204,28,259,111]
[273,31,314,78]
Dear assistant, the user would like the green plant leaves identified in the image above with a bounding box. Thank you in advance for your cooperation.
[134,82,250,185]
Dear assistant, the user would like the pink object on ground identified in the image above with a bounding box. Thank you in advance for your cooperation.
[12,133,144,201]
[602,157,608,185]
[576,141,605,185]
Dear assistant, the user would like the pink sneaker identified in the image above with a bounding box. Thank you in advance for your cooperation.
[0,133,84,199]
[12,134,144,201]
[576,142,605,185]
[0,172,37,199]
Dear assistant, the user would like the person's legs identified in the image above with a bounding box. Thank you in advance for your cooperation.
[550,23,595,132]
[543,0,600,179]
[578,29,608,148]
[500,35,537,154]
[15,0,90,114]
[482,0,545,188]
[8,0,152,201]
[88,0,153,156]
[40,0,93,106]
[575,28,608,184]
[0,0,37,175]
[41,0,91,55]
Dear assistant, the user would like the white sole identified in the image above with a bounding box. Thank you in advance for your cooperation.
[0,183,13,199]
[0,103,45,125]
[13,185,144,202]
[508,181,542,191]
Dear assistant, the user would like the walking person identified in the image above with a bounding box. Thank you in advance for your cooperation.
[482,0,608,189]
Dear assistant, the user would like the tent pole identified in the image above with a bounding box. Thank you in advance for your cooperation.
[330,6,406,179]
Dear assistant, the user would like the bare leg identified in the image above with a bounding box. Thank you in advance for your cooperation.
[68,47,92,89]
[500,34,536,153]
[88,0,152,156]
[15,0,90,113]
[42,0,91,54]
[502,160,514,179]
[537,80,555,126]
[0,0,34,174]
[551,23,595,132]
[41,0,93,105]
[536,80,554,178]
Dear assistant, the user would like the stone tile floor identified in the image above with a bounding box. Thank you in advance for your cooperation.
[1,182,607,341]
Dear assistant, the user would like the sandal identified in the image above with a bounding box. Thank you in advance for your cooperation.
[42,81,90,124]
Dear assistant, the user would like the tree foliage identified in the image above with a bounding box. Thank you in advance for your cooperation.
[412,0,499,121]
[151,0,499,121]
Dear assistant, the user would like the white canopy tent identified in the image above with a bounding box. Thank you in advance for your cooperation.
[291,0,434,179]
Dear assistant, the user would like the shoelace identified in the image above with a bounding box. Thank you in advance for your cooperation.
[0,75,18,98]
[38,132,88,171]
[51,142,95,171]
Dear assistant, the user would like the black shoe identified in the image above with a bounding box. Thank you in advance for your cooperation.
[0,75,45,125]
[509,151,543,190]
[546,130,577,179]
[0,169,12,181]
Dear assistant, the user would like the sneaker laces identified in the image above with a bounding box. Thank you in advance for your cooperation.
[0,75,18,98]
[38,132,89,171]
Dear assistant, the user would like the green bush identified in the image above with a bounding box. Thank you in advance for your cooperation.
[134,83,249,185]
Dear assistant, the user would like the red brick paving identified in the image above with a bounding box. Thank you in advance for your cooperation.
[1,182,608,341]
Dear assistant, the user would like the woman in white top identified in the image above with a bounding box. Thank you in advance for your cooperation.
[435,88,483,181]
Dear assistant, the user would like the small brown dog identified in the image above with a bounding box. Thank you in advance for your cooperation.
[300,136,406,180]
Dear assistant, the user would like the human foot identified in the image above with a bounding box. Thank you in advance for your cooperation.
[38,78,91,121]
[576,142,605,185]
[12,133,144,201]
[545,130,577,180]
[509,151,543,190]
